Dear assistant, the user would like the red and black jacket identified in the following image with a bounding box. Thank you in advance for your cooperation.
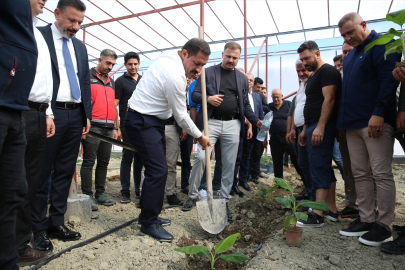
[90,68,116,128]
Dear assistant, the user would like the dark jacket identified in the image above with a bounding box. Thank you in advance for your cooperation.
[252,91,264,133]
[192,64,259,137]
[259,92,270,114]
[38,24,92,126]
[0,0,37,111]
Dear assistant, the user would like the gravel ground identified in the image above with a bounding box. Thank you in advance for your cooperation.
[21,156,405,270]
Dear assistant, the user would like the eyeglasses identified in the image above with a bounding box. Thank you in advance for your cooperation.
[248,79,254,82]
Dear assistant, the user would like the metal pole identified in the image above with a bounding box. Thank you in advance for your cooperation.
[265,36,268,102]
[200,0,204,33]
[83,28,86,44]
[248,39,266,73]
[244,0,247,73]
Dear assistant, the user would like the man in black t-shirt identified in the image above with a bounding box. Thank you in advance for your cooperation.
[295,41,341,228]
[115,52,143,204]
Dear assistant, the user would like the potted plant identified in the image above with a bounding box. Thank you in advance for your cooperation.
[364,9,405,68]
[267,177,328,247]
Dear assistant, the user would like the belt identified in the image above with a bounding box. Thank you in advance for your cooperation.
[210,115,239,121]
[165,119,175,125]
[28,101,48,112]
[55,101,81,110]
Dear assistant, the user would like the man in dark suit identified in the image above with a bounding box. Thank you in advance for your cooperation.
[0,1,37,269]
[31,0,91,251]
[182,41,263,219]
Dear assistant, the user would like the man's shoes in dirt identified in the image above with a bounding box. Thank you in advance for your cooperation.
[182,197,197,211]
[33,230,53,251]
[380,233,405,254]
[47,224,81,241]
[324,211,339,222]
[180,186,189,194]
[17,248,54,267]
[239,182,251,192]
[96,193,116,206]
[135,191,141,199]
[338,206,360,218]
[139,223,174,242]
[296,211,324,228]
[393,225,405,232]
[138,217,171,228]
[226,203,232,221]
[231,185,245,197]
[120,193,131,204]
[259,172,269,178]
[339,218,374,237]
[359,222,393,246]
[167,194,183,206]
[249,177,259,184]
[294,191,309,200]
[89,195,99,211]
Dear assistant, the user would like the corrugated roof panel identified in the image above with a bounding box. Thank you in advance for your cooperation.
[329,0,359,26]
[359,0,392,21]
[298,0,329,29]
[243,0,278,36]
[267,0,303,32]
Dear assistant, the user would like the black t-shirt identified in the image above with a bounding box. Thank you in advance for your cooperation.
[212,67,239,118]
[268,100,291,134]
[304,64,341,124]
[115,73,142,126]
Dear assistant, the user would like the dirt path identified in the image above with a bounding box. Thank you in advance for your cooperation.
[21,158,405,270]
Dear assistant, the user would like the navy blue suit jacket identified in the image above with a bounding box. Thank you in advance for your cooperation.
[192,64,259,138]
[38,24,92,126]
[252,91,264,133]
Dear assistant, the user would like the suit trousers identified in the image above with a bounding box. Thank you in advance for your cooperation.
[198,139,223,191]
[338,130,357,208]
[238,128,256,184]
[31,106,83,232]
[233,137,244,185]
[180,134,193,189]
[120,126,143,195]
[0,108,27,270]
[346,123,395,231]
[250,136,263,180]
[188,119,240,202]
[16,109,46,256]
[124,110,167,227]
[165,124,180,196]
[80,125,113,197]
[297,128,315,201]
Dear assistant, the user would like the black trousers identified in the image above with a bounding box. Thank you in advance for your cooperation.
[124,110,167,227]
[31,106,83,232]
[0,108,27,270]
[80,125,113,197]
[180,134,193,189]
[15,109,46,256]
[250,131,262,179]
[269,133,304,179]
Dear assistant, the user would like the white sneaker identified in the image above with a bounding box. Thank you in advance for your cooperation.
[198,189,207,201]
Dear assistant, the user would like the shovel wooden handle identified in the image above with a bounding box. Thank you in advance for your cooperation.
[198,26,213,195]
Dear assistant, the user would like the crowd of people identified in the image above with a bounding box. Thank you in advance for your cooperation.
[2,0,405,269]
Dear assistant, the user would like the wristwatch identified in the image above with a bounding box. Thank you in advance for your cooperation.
[113,127,118,130]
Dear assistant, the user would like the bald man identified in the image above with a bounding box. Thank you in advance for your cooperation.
[337,12,400,247]
[268,89,304,181]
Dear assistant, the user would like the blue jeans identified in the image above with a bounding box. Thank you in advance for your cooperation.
[297,128,315,201]
[332,139,344,179]
[199,139,222,191]
[120,126,143,195]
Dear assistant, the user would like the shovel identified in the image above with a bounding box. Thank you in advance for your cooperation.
[196,27,227,234]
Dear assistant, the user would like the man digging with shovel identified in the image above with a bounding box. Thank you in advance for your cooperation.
[124,38,212,242]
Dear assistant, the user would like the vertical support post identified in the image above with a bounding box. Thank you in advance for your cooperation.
[257,57,259,77]
[244,0,247,73]
[200,0,204,34]
[265,36,268,101]
[83,28,86,44]
[280,56,282,89]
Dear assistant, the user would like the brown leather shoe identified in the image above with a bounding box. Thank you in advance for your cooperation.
[17,248,54,267]
[180,186,189,194]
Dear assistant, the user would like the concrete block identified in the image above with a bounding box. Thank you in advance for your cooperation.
[64,194,92,223]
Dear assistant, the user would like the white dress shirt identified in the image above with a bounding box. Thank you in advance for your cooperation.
[31,17,53,116]
[128,53,202,138]
[51,23,81,103]
[248,90,255,113]
[294,80,307,127]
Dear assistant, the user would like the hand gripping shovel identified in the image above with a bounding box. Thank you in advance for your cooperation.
[196,27,227,234]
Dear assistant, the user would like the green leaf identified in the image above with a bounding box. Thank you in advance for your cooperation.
[284,216,291,228]
[386,9,405,27]
[384,45,401,60]
[364,34,395,53]
[295,212,308,221]
[386,28,403,37]
[274,178,294,193]
[196,250,210,258]
[290,216,297,225]
[215,233,240,254]
[386,39,402,51]
[220,253,250,263]
[174,245,207,255]
[301,200,329,212]
[274,196,294,208]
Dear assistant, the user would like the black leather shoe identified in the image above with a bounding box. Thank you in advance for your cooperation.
[226,203,233,221]
[47,225,81,241]
[231,185,244,197]
[17,248,54,267]
[140,223,174,242]
[294,191,310,200]
[138,217,171,228]
[34,230,53,251]
[239,182,251,191]
[250,177,259,184]
[393,225,405,232]
[167,194,183,206]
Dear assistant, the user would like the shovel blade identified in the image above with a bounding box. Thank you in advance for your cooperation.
[196,198,227,234]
